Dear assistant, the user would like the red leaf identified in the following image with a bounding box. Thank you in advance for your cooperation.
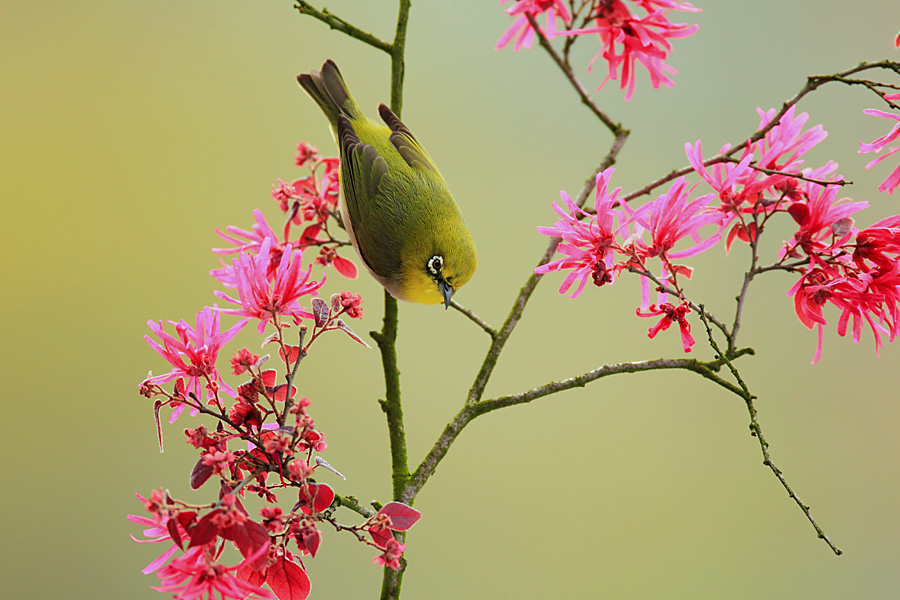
[176,511,197,530]
[369,527,393,550]
[296,483,335,515]
[291,176,315,197]
[724,223,741,253]
[377,502,421,531]
[310,298,330,327]
[166,518,184,551]
[190,458,214,490]
[788,202,808,225]
[188,511,221,548]
[279,345,301,365]
[266,555,311,600]
[273,384,297,403]
[260,369,278,387]
[299,224,322,245]
[303,530,320,558]
[236,563,267,587]
[250,447,271,465]
[230,520,271,569]
[333,255,358,279]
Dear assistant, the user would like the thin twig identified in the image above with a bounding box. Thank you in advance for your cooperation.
[727,158,851,187]
[729,232,761,355]
[696,307,842,556]
[281,327,308,426]
[449,300,497,338]
[623,60,900,203]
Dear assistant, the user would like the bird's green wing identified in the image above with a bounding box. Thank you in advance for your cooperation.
[337,115,404,280]
[377,104,440,173]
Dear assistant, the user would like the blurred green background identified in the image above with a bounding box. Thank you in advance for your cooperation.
[3,1,900,598]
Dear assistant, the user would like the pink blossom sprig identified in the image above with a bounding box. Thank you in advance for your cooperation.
[536,168,721,351]
[683,106,899,363]
[859,92,900,194]
[498,1,701,100]
[135,140,415,599]
[538,103,900,363]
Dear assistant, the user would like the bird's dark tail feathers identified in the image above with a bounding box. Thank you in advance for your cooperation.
[296,60,363,128]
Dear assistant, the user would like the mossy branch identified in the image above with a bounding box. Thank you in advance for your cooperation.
[293,1,392,53]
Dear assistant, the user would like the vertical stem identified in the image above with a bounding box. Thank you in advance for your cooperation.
[390,0,411,117]
[372,291,409,500]
[377,2,412,599]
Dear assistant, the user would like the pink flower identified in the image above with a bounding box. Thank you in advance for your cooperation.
[215,238,324,334]
[621,177,722,259]
[495,0,571,52]
[753,106,828,172]
[853,215,900,271]
[686,107,834,250]
[560,0,699,100]
[784,184,868,258]
[144,306,247,421]
[129,494,181,575]
[788,267,883,364]
[295,141,319,168]
[535,168,626,297]
[212,210,285,287]
[860,93,900,194]
[372,537,406,571]
[154,546,273,600]
[635,300,695,352]
[336,291,364,318]
[230,348,260,375]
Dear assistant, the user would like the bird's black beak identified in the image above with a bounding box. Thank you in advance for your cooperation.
[439,280,454,309]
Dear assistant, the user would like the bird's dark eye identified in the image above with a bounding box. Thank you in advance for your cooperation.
[427,255,443,277]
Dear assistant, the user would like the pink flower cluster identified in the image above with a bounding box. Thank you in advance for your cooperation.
[134,144,412,600]
[536,168,718,352]
[496,0,700,100]
[536,104,900,362]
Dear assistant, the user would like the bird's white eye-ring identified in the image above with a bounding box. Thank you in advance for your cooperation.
[427,255,443,277]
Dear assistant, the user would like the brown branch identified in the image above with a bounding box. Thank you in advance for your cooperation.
[696,308,842,556]
[403,353,753,502]
[293,1,392,53]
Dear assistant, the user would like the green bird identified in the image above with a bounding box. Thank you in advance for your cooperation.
[297,60,477,308]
